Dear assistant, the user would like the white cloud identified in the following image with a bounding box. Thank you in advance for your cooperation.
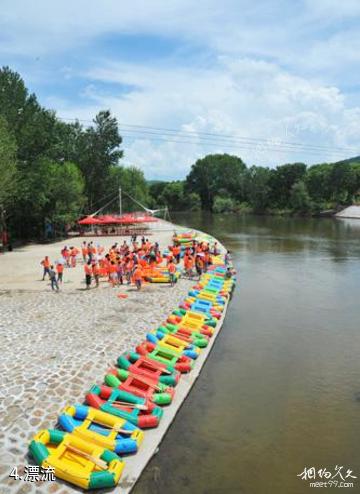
[1,1,360,178]
[52,56,360,178]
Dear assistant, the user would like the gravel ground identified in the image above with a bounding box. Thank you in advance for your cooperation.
[0,223,198,493]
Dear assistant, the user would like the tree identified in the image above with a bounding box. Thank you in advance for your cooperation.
[105,165,150,213]
[327,162,356,203]
[306,163,331,204]
[290,180,312,213]
[77,111,123,210]
[0,116,18,229]
[269,163,307,208]
[45,161,85,225]
[149,181,168,208]
[213,196,236,213]
[246,166,271,211]
[186,154,247,210]
[0,66,57,164]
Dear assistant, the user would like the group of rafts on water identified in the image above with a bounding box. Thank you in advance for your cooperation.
[28,231,236,490]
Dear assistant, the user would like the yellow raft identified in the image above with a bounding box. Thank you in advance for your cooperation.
[29,429,124,490]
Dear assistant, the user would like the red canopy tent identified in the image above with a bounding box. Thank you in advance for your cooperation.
[98,214,121,224]
[78,216,103,225]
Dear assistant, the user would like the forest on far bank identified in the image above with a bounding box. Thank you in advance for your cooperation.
[1,66,360,241]
[151,153,360,215]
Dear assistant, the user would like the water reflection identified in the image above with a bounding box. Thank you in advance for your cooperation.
[134,213,360,494]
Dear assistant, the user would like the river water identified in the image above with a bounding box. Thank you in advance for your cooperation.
[134,213,360,494]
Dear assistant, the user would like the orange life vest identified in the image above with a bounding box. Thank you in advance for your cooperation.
[168,263,176,274]
[56,264,64,273]
[84,265,92,275]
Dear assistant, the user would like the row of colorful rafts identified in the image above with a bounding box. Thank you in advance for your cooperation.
[28,233,236,491]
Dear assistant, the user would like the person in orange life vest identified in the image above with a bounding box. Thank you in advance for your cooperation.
[184,254,194,277]
[62,246,70,267]
[87,242,93,262]
[125,258,134,285]
[133,265,143,290]
[203,251,210,273]
[90,242,96,259]
[108,261,118,287]
[92,263,100,287]
[116,259,124,285]
[168,260,177,287]
[84,261,92,289]
[70,246,78,268]
[81,242,88,263]
[41,256,51,280]
[56,262,64,283]
[195,255,204,277]
[173,245,181,263]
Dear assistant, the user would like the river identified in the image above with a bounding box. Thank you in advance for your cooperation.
[133,213,360,494]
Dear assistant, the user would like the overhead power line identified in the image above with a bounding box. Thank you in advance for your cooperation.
[118,132,351,158]
[58,116,359,157]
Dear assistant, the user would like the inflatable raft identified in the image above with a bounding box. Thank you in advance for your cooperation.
[136,341,194,373]
[104,368,175,406]
[85,384,163,428]
[29,429,124,490]
[145,332,201,359]
[27,230,236,491]
[58,404,143,455]
[117,354,180,387]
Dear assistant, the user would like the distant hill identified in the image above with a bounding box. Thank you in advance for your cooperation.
[147,179,168,185]
[334,155,360,165]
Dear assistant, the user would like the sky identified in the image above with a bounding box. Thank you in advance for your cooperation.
[1,0,360,179]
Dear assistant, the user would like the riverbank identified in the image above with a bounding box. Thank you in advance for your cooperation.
[0,220,232,493]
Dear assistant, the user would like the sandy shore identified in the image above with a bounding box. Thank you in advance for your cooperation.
[0,221,202,493]
[0,222,178,292]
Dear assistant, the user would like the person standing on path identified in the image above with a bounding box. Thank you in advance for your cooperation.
[81,242,88,263]
[84,261,92,289]
[41,256,51,280]
[92,262,100,288]
[133,265,143,290]
[49,265,59,292]
[168,260,177,287]
[56,262,64,284]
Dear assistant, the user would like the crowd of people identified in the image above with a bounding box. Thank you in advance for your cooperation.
[40,235,228,292]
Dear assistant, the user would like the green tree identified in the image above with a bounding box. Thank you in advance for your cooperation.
[0,66,57,164]
[105,165,150,213]
[246,166,271,211]
[290,180,312,213]
[0,116,18,229]
[77,111,123,210]
[305,163,331,204]
[186,153,247,210]
[213,196,236,213]
[46,161,85,225]
[149,181,168,208]
[327,162,357,203]
[269,163,307,208]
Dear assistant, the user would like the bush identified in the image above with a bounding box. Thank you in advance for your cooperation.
[213,196,236,213]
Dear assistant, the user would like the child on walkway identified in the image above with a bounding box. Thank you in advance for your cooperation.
[56,262,64,284]
[168,260,177,287]
[84,261,92,289]
[92,263,100,288]
[41,256,51,280]
[49,265,59,292]
[133,265,143,290]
